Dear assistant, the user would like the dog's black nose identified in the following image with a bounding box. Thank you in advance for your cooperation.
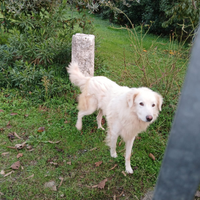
[146,115,153,122]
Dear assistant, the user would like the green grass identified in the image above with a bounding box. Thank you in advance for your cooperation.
[0,91,168,199]
[0,9,189,200]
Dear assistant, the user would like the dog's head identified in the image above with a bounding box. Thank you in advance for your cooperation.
[127,87,163,123]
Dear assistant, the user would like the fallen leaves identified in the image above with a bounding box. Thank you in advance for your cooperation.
[58,177,64,188]
[67,161,71,165]
[95,161,102,167]
[48,140,60,144]
[25,174,34,179]
[0,170,5,175]
[109,164,118,171]
[122,171,126,176]
[0,109,4,113]
[149,153,155,161]
[8,133,15,141]
[97,178,108,189]
[17,153,23,158]
[13,132,22,139]
[44,181,57,191]
[49,162,58,166]
[11,161,20,170]
[15,141,26,150]
[6,121,12,129]
[4,170,14,177]
[37,127,45,132]
[2,152,9,156]
[10,113,18,116]
[89,147,97,151]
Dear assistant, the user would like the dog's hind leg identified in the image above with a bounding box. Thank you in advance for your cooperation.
[76,96,97,130]
[125,136,135,174]
[97,109,105,130]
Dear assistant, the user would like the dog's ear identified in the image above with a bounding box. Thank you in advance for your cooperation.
[156,93,163,111]
[127,89,138,108]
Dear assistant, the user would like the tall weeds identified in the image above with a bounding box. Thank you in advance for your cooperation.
[105,4,191,99]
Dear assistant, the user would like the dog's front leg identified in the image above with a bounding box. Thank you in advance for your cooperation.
[110,133,118,158]
[125,136,135,174]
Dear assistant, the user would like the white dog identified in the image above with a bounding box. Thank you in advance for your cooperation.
[67,62,163,173]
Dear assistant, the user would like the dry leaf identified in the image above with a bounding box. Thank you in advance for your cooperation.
[10,113,18,116]
[89,147,97,151]
[136,136,141,140]
[0,170,5,175]
[24,114,29,117]
[17,153,23,158]
[48,140,60,144]
[64,120,68,124]
[122,171,126,176]
[2,152,9,156]
[0,109,4,112]
[4,170,14,177]
[101,118,106,125]
[109,164,118,170]
[0,128,4,132]
[118,140,122,146]
[15,141,26,149]
[26,145,32,150]
[67,161,71,165]
[7,146,17,150]
[37,127,45,132]
[143,49,147,52]
[44,181,57,191]
[49,162,58,166]
[8,133,15,140]
[11,161,20,170]
[13,132,22,139]
[149,153,155,161]
[25,174,34,179]
[91,185,98,188]
[58,177,64,188]
[98,178,108,189]
[95,161,102,167]
[1,142,6,145]
[6,121,12,129]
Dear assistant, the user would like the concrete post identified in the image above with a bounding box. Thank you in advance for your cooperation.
[71,33,95,77]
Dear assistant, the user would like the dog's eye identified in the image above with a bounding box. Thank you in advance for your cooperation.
[152,104,155,107]
[139,102,144,106]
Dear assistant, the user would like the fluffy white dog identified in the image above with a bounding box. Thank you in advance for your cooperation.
[67,62,163,173]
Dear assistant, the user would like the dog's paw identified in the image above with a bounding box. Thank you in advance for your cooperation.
[111,152,118,158]
[98,125,105,130]
[125,167,133,174]
[75,123,82,131]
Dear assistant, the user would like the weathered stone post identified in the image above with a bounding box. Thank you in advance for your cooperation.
[71,33,95,77]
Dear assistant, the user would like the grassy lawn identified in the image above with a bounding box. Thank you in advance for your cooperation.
[0,9,189,200]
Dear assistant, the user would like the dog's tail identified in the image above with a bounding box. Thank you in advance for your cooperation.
[67,62,89,91]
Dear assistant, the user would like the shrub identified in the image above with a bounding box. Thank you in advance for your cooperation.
[0,1,96,100]
[96,0,198,38]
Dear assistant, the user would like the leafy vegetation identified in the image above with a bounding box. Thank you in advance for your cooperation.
[96,0,199,39]
[0,1,95,100]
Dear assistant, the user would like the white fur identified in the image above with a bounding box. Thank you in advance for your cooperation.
[67,62,163,174]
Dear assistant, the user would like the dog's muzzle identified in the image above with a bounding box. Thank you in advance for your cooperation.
[146,115,153,122]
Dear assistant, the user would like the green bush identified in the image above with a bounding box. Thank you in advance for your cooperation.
[97,0,198,38]
[0,1,96,100]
